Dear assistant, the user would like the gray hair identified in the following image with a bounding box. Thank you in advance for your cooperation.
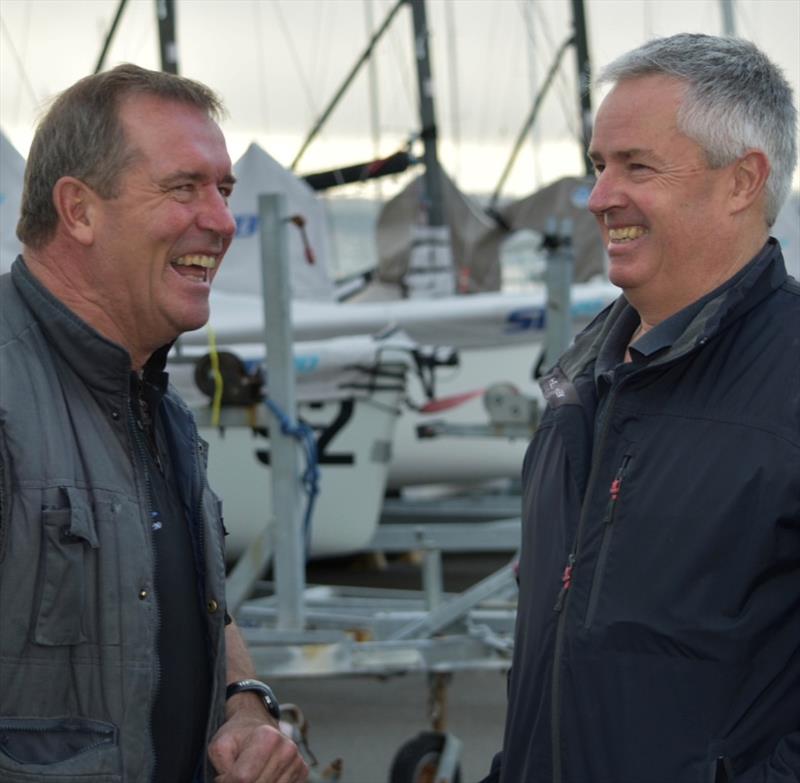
[17,63,225,248]
[596,33,797,226]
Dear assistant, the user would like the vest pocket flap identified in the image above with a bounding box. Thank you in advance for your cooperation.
[0,716,120,776]
[64,487,99,549]
[34,510,87,646]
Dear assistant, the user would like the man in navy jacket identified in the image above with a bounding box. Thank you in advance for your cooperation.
[486,34,799,783]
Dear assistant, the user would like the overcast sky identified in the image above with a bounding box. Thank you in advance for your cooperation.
[1,0,798,198]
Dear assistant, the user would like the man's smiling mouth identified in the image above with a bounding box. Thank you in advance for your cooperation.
[171,254,217,282]
[608,226,648,242]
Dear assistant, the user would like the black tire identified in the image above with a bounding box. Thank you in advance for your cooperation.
[388,731,462,783]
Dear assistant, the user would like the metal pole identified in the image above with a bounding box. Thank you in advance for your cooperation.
[94,0,129,74]
[259,194,305,630]
[155,0,178,75]
[543,218,574,369]
[410,0,445,227]
[720,0,737,36]
[570,0,593,177]
[291,0,406,171]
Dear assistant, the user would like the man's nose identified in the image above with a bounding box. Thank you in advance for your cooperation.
[198,189,237,239]
[587,170,624,217]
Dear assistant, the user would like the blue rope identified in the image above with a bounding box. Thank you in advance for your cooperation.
[264,397,319,559]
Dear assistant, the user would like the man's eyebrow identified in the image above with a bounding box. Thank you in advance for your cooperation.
[588,148,664,164]
[159,171,237,186]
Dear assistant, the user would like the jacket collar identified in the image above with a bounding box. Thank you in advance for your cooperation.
[558,238,787,383]
[11,255,171,396]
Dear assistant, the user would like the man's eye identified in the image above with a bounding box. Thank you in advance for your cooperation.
[593,163,605,175]
[170,183,195,197]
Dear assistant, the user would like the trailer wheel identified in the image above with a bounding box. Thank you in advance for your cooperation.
[388,731,462,783]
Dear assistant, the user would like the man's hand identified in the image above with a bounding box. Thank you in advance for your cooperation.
[208,703,309,783]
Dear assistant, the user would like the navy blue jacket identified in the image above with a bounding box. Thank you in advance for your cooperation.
[491,240,800,783]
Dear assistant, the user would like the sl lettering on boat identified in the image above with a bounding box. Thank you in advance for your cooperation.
[505,307,546,334]
[294,355,320,373]
[234,214,259,238]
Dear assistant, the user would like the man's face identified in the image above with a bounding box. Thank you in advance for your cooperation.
[89,93,236,356]
[588,74,736,316]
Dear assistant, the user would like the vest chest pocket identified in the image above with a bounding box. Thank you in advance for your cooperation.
[34,510,92,646]
[32,487,110,648]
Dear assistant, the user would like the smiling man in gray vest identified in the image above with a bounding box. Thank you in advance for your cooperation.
[0,64,307,783]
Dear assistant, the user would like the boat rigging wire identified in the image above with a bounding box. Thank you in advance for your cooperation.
[251,0,271,133]
[0,16,38,110]
[490,33,575,210]
[443,0,461,184]
[273,0,320,121]
[474,2,504,147]
[94,0,129,74]
[364,0,383,199]
[531,0,582,143]
[290,0,406,171]
[382,0,417,126]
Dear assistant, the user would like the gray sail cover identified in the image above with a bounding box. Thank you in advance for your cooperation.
[376,168,502,292]
[375,171,607,293]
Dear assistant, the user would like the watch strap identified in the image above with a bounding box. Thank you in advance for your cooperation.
[225,678,281,721]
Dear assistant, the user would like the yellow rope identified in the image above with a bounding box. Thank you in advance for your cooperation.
[207,327,223,428]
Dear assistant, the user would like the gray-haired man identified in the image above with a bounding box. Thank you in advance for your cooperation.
[485,33,799,783]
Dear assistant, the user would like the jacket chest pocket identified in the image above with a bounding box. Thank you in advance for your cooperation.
[33,488,121,648]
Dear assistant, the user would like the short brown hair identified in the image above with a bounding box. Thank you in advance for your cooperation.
[17,64,225,248]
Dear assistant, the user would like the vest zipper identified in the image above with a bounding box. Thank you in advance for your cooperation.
[584,454,632,628]
[128,403,161,783]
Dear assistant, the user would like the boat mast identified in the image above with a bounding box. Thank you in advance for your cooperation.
[409,0,445,228]
[156,0,179,74]
[570,0,593,177]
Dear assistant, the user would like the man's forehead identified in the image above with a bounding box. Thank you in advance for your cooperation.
[118,94,232,171]
[118,93,224,143]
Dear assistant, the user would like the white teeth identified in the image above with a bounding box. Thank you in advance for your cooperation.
[173,254,217,268]
[608,226,647,242]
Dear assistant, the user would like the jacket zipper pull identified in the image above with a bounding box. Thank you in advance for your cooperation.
[553,553,576,612]
[610,455,631,501]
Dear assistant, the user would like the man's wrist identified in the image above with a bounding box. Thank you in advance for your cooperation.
[225,679,281,724]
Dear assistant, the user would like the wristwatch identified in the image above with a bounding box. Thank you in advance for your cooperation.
[225,679,281,721]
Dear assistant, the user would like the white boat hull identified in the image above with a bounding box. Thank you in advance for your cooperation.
[200,391,402,559]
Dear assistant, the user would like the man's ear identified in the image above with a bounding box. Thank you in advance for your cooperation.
[52,177,98,246]
[729,150,770,216]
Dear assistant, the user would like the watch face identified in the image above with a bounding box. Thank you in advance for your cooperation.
[261,688,281,721]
